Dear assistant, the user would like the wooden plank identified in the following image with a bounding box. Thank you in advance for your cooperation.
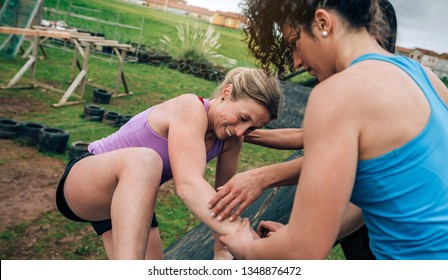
[52,70,86,107]
[5,56,36,88]
[93,42,134,51]
[114,49,126,97]
[52,100,85,108]
[0,27,71,39]
[76,37,111,43]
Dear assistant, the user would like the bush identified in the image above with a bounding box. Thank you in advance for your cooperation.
[160,23,236,70]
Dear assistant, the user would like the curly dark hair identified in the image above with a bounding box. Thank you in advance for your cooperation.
[242,0,395,76]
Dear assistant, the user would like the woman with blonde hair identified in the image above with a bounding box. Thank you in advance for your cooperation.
[55,67,283,259]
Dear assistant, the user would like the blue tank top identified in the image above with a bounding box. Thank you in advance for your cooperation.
[350,54,448,259]
[88,98,224,184]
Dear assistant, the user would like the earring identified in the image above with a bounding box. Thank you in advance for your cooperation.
[321,30,328,38]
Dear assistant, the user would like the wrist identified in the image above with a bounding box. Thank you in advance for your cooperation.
[254,165,276,190]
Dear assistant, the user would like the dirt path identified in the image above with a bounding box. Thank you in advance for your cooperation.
[0,139,65,231]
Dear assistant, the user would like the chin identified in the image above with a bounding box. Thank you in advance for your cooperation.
[216,133,226,140]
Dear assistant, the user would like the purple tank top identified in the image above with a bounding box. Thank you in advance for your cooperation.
[88,98,224,184]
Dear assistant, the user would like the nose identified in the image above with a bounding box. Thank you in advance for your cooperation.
[292,52,303,69]
[235,124,252,137]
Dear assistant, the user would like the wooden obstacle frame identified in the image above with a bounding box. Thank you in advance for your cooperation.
[0,26,135,107]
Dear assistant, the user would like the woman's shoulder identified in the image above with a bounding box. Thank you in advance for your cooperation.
[170,93,201,103]
[160,93,205,110]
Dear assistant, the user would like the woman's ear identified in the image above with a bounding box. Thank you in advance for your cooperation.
[314,8,333,36]
[220,84,233,100]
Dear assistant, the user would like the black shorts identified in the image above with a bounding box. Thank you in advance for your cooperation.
[56,152,158,236]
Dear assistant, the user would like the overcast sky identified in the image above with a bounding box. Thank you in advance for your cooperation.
[187,0,447,54]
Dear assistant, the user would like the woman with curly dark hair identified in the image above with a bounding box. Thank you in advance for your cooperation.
[219,0,448,259]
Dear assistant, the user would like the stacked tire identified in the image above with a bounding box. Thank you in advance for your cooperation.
[1,117,70,155]
[0,118,21,139]
[37,127,70,154]
[83,105,105,122]
[68,141,90,160]
[18,122,46,146]
[118,115,133,126]
[169,60,224,81]
[93,88,112,104]
[103,111,121,126]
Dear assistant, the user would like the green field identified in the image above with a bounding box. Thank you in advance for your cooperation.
[0,0,344,259]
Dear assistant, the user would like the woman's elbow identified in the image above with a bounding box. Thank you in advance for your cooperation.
[174,180,198,202]
[174,183,188,200]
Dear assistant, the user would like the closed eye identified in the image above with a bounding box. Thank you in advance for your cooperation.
[240,116,250,122]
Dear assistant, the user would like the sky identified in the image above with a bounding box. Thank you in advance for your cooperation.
[186,0,448,54]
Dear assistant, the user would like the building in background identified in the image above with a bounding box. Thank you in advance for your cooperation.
[210,11,245,29]
[397,46,448,79]
[144,0,245,29]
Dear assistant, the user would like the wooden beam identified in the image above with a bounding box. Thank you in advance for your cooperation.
[4,56,36,88]
[0,27,71,39]
[52,70,86,107]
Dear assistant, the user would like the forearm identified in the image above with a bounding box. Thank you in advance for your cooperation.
[244,128,303,150]
[255,157,303,189]
[177,180,242,235]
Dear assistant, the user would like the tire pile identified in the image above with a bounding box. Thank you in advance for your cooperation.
[167,60,224,81]
[128,43,226,82]
[81,105,133,127]
[0,117,69,155]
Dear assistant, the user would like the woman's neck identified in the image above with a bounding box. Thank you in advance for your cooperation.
[335,30,390,72]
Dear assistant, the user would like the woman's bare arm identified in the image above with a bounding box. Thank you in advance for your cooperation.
[167,95,241,235]
[244,128,304,150]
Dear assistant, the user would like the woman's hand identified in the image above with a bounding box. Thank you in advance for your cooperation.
[219,218,260,260]
[257,220,285,237]
[213,247,234,260]
[209,170,266,222]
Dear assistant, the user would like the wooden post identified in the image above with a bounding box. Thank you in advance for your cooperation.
[78,43,90,99]
[70,42,79,82]
[52,42,90,107]
[113,47,126,97]
[30,35,39,82]
[4,56,36,88]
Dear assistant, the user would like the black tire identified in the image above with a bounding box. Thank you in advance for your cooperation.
[93,88,112,104]
[138,52,150,63]
[83,105,105,121]
[0,118,21,139]
[18,122,46,146]
[177,62,188,72]
[103,111,121,126]
[148,59,162,66]
[68,141,90,160]
[190,66,200,75]
[37,127,70,154]
[84,105,105,116]
[167,61,178,69]
[119,115,133,126]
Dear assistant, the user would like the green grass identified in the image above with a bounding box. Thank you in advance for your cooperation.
[0,0,344,260]
[42,0,252,66]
